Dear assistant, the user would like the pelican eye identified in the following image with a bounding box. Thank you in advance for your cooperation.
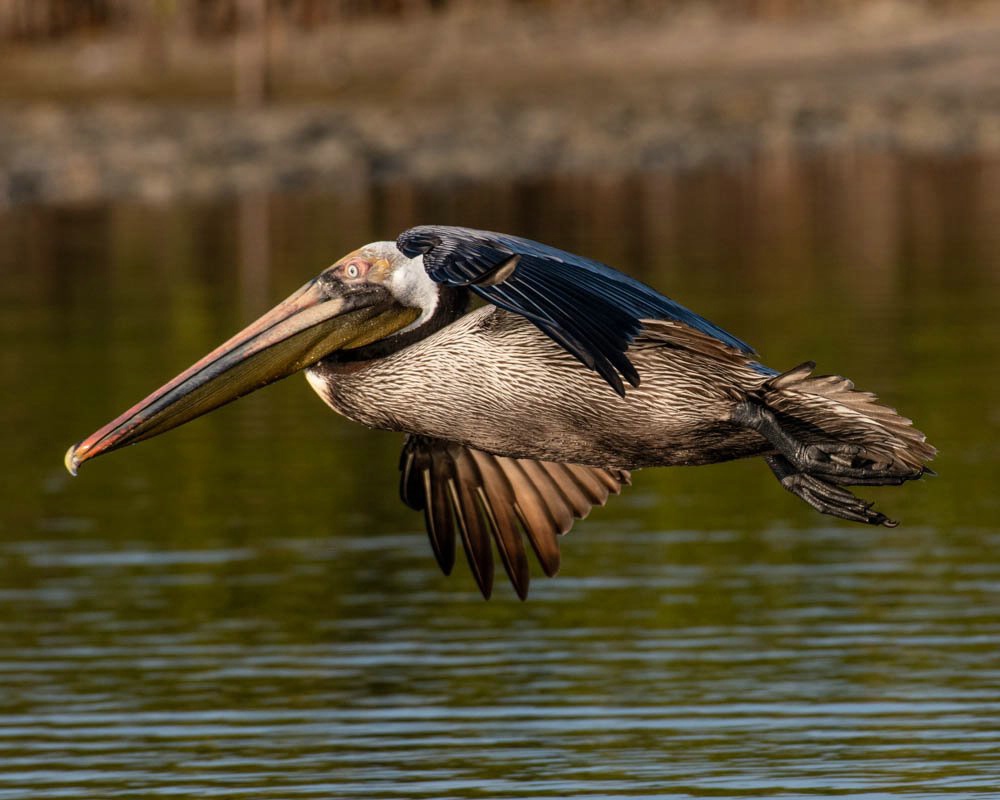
[343,259,370,280]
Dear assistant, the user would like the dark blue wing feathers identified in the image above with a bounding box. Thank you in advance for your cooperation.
[397,225,754,396]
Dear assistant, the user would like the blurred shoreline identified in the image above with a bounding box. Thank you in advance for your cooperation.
[2,1,999,207]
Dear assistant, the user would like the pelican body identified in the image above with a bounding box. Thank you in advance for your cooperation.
[311,308,766,469]
[67,226,935,599]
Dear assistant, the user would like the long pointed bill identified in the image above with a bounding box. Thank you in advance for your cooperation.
[65,280,418,475]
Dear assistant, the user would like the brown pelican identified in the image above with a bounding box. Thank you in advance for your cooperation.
[65,226,935,599]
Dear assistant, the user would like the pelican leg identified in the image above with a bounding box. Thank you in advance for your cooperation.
[733,399,909,485]
[765,455,896,527]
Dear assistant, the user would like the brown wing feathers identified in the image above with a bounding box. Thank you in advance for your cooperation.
[448,446,495,599]
[400,439,457,574]
[469,449,531,597]
[509,459,569,577]
[399,435,630,599]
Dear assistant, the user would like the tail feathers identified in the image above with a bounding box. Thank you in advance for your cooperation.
[759,361,936,480]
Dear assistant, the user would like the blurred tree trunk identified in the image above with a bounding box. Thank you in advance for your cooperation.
[140,0,174,75]
[235,0,270,106]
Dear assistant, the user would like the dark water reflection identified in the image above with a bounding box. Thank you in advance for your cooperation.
[1,151,998,797]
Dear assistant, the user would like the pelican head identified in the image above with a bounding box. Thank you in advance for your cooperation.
[65,242,437,475]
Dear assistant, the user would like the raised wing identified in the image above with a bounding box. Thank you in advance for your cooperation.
[399,435,630,600]
[397,225,754,395]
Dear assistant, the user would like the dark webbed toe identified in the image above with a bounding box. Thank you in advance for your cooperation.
[736,400,920,487]
[765,455,898,527]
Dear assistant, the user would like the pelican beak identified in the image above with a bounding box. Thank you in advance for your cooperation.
[65,279,418,475]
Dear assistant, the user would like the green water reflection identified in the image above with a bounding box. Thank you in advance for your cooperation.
[0,150,998,797]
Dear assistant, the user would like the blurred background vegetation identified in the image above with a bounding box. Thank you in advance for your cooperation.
[2,0,999,207]
[1,0,998,103]
[2,0,988,39]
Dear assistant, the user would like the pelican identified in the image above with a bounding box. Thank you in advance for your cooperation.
[65,226,935,598]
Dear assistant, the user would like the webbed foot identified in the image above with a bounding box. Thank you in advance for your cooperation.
[765,455,897,527]
[734,400,916,486]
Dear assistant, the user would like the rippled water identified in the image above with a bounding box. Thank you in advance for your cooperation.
[1,151,999,797]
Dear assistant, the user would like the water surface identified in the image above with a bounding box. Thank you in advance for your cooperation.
[1,150,998,797]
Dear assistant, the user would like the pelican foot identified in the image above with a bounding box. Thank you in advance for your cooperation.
[765,455,896,527]
[733,400,912,486]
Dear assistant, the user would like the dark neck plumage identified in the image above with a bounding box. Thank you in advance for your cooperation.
[333,286,469,363]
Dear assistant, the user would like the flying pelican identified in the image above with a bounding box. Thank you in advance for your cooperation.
[65,226,935,599]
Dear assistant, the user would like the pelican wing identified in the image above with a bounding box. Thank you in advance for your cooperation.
[397,225,754,395]
[399,435,630,600]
